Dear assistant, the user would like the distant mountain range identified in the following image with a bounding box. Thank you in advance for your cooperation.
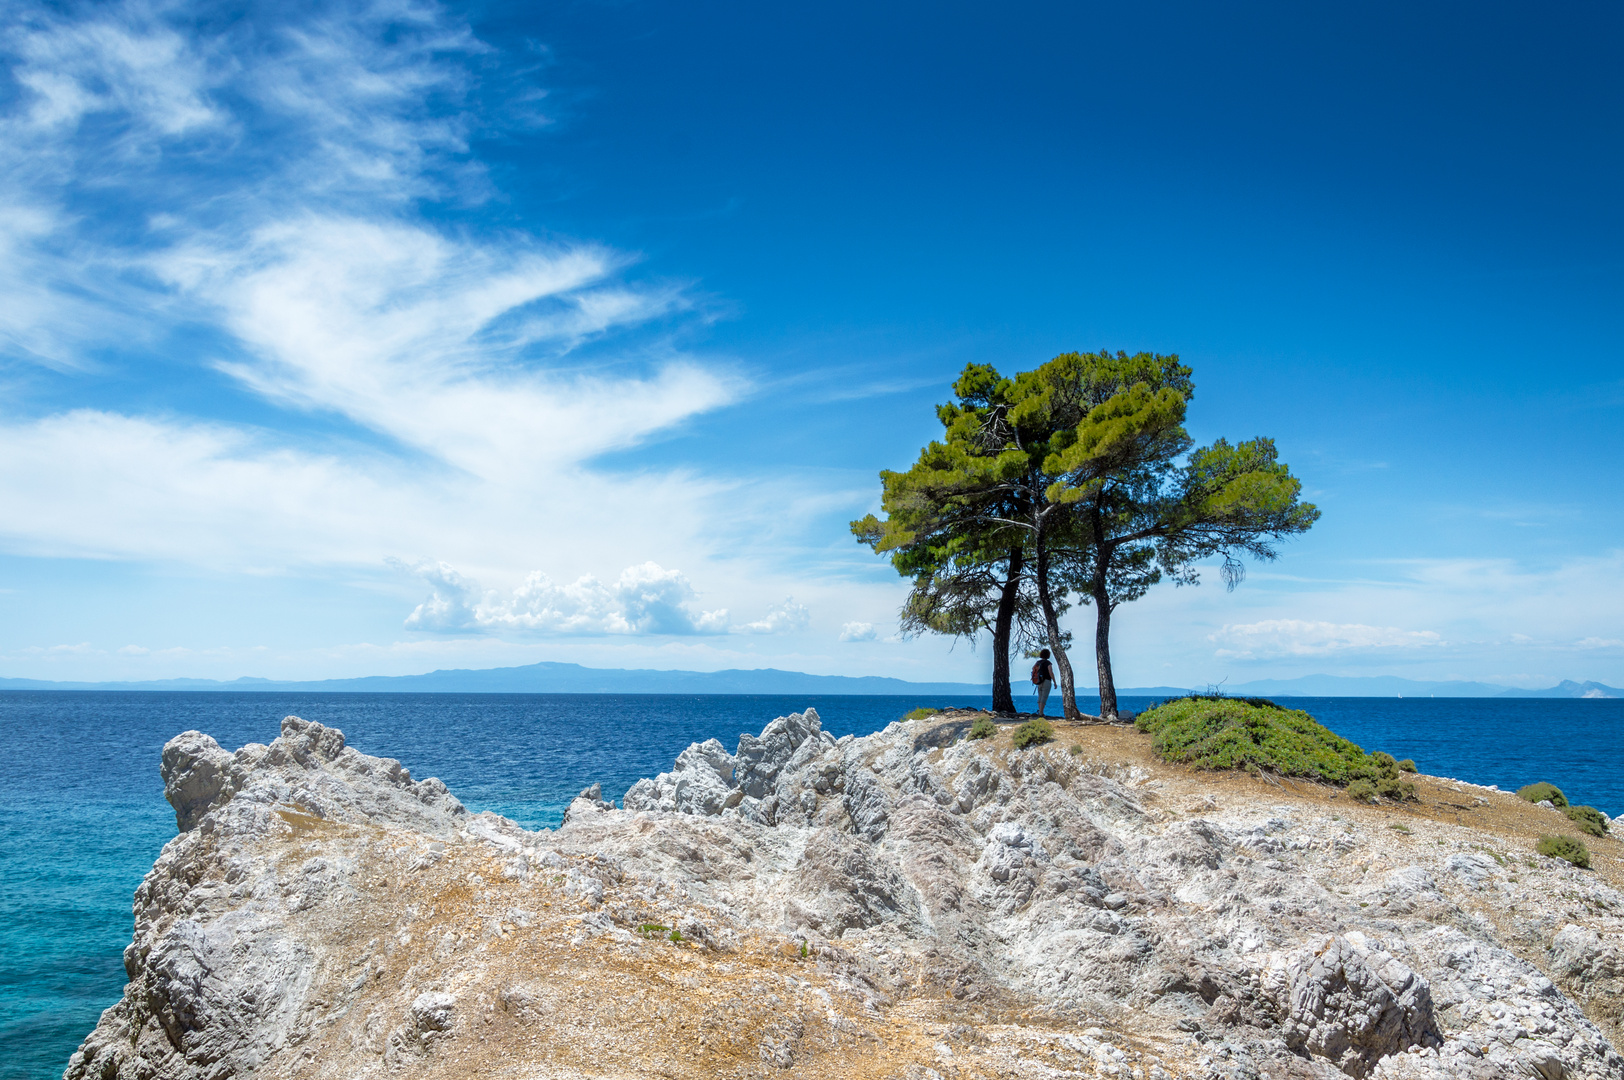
[0,661,1618,698]
[1219,676,1622,699]
[0,662,990,697]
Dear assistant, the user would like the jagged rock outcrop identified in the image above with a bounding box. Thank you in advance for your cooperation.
[624,708,844,826]
[64,709,1624,1080]
[1265,934,1440,1077]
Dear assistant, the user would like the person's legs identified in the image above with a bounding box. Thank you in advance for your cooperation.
[1036,679,1051,715]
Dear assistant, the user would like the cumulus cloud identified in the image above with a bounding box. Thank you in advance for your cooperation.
[737,599,811,635]
[395,561,819,637]
[1209,620,1443,660]
[839,621,878,642]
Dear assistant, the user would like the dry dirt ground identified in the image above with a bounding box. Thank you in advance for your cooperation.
[241,712,1619,1080]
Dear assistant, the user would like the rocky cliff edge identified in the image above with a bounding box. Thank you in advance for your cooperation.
[65,709,1624,1080]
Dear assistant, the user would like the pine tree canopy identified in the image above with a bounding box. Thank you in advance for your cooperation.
[853,349,1319,720]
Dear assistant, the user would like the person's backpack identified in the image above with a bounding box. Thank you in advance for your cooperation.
[1031,661,1046,685]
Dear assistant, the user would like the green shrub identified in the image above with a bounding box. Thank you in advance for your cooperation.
[1135,696,1410,795]
[1396,758,1417,773]
[903,706,940,721]
[1517,782,1568,807]
[1377,775,1417,801]
[1564,805,1610,837]
[968,716,997,740]
[1346,779,1378,804]
[1537,834,1591,869]
[1069,743,1084,756]
[1010,717,1055,749]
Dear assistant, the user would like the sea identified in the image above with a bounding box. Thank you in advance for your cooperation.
[3,690,1621,1080]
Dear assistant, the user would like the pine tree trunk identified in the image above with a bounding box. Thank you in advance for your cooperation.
[989,546,1024,714]
[1034,518,1080,720]
[1092,546,1118,722]
[1093,591,1118,722]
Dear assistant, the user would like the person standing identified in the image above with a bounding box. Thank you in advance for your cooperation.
[1031,649,1054,716]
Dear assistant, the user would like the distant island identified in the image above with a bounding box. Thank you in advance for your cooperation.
[0,662,1617,697]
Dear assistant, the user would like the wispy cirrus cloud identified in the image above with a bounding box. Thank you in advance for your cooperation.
[0,0,750,594]
[1209,619,1443,660]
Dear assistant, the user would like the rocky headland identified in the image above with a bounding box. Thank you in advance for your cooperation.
[66,709,1624,1080]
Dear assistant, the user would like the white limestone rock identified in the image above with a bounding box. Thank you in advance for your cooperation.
[733,708,824,799]
[63,708,1624,1080]
[622,738,737,815]
[1265,934,1440,1077]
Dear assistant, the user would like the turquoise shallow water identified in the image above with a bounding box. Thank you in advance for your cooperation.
[3,691,1621,1079]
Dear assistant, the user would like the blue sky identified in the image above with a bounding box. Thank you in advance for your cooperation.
[1,0,1620,688]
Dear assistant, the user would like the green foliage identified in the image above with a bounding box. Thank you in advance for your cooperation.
[1537,835,1592,869]
[968,716,997,740]
[851,351,1320,722]
[903,707,940,721]
[1139,697,1368,781]
[1377,774,1417,801]
[1518,782,1568,807]
[669,929,683,944]
[1135,697,1415,797]
[638,923,669,938]
[799,940,808,959]
[1564,805,1610,837]
[1010,717,1055,749]
[1396,759,1418,773]
[848,364,1049,620]
[1069,743,1085,756]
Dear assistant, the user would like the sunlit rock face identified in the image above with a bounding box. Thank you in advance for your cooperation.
[65,710,1624,1080]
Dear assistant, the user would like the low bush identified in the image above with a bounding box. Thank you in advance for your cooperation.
[1537,834,1591,869]
[1396,759,1418,773]
[903,706,940,721]
[1135,696,1414,797]
[1378,775,1417,801]
[1347,779,1378,803]
[1564,805,1610,837]
[967,716,997,740]
[1518,782,1568,807]
[1010,717,1054,749]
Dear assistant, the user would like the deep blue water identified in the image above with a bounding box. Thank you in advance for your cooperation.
[3,691,1621,1079]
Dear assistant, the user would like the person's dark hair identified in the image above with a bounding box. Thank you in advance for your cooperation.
[1039,649,1050,659]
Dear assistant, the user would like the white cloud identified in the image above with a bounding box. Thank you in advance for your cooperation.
[737,598,811,635]
[158,216,724,477]
[1209,620,1443,660]
[839,621,878,642]
[0,0,751,589]
[396,560,734,636]
[0,409,422,564]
